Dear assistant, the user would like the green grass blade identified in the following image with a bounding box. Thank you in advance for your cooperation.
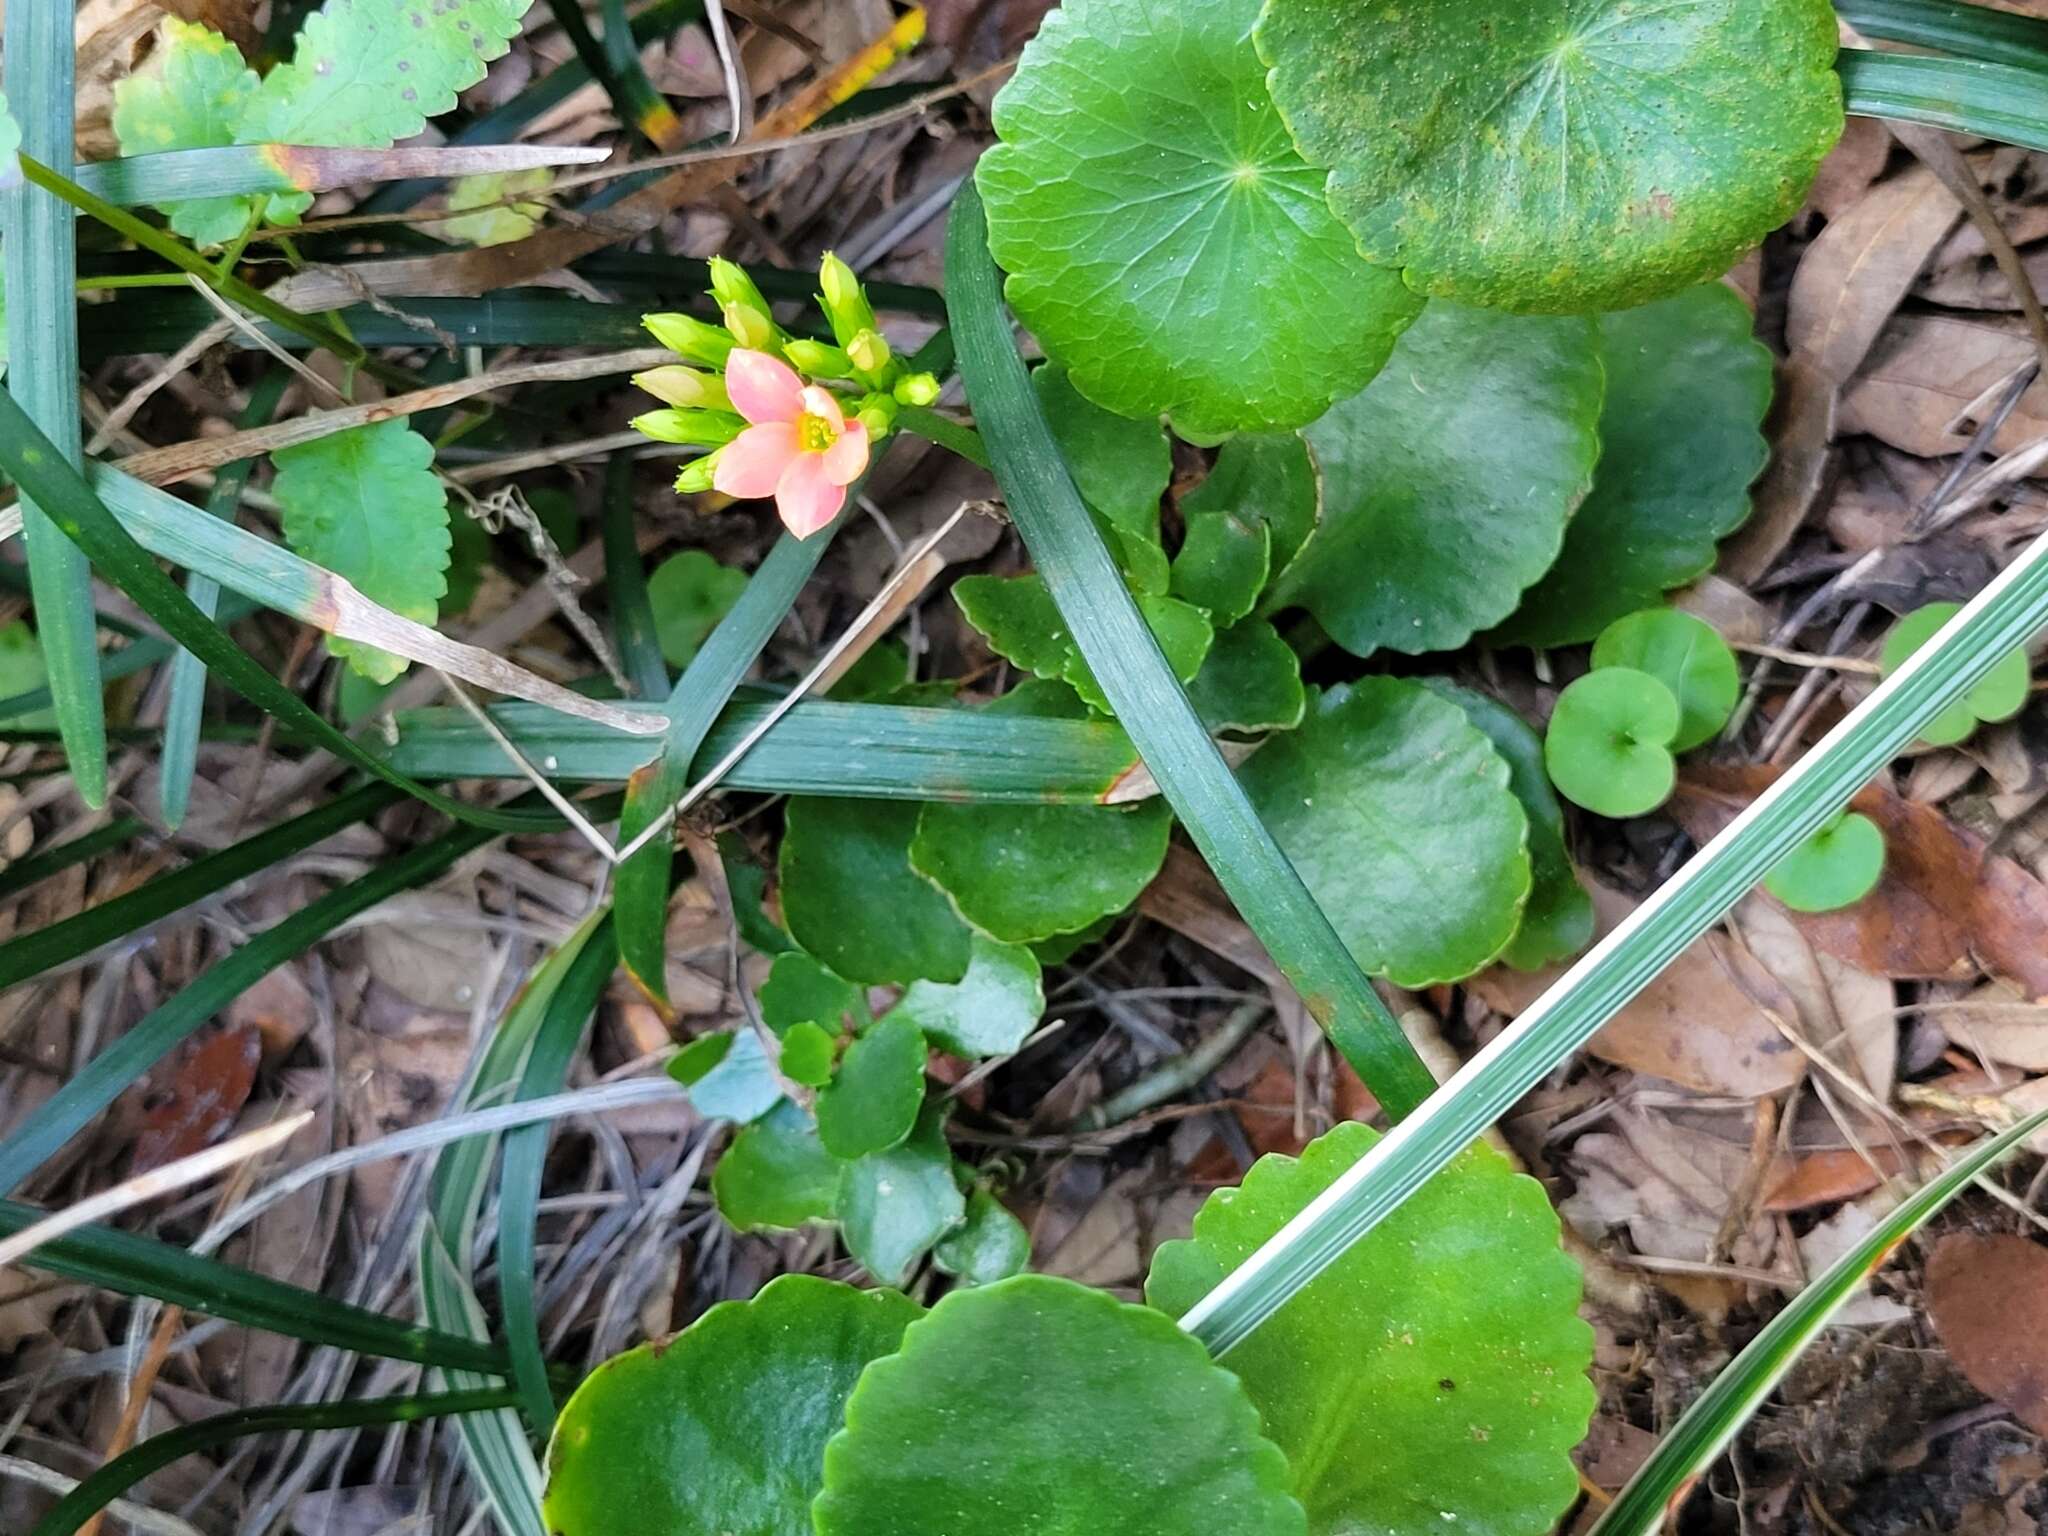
[419,910,612,1536]
[1840,50,2048,152]
[372,692,1144,801]
[0,1198,510,1373]
[0,798,496,1196]
[0,391,563,832]
[1591,1107,2048,1536]
[0,594,260,725]
[1837,0,2048,70]
[162,371,290,830]
[4,4,107,808]
[498,910,616,1433]
[603,458,670,700]
[544,0,676,145]
[0,817,144,903]
[945,184,1437,1117]
[1177,527,2048,1358]
[0,781,399,994]
[25,1387,520,1536]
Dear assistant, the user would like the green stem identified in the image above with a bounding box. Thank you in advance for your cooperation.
[896,404,990,468]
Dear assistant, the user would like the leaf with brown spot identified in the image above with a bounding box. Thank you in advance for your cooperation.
[130,1024,261,1174]
[1927,1233,2048,1435]
[1471,881,1806,1097]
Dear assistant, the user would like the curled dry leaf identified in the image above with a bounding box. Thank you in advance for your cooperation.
[129,1023,262,1174]
[1471,880,1806,1097]
[1927,1232,2048,1435]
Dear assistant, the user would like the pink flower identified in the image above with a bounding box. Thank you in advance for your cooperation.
[712,349,870,537]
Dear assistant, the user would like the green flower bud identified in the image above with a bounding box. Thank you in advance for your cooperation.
[721,300,777,352]
[708,257,773,326]
[633,408,744,446]
[847,327,893,379]
[855,394,897,439]
[674,450,721,494]
[783,339,856,379]
[642,311,734,367]
[817,251,877,348]
[634,364,730,413]
[892,371,941,407]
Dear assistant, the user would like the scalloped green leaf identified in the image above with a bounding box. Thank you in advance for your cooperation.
[817,1014,927,1160]
[1147,1123,1595,1536]
[780,797,974,986]
[1421,681,1592,971]
[934,1189,1030,1285]
[272,419,450,684]
[889,932,1045,1060]
[1264,304,1602,657]
[1492,287,1774,647]
[814,1274,1306,1536]
[836,1105,965,1286]
[1240,680,1531,986]
[238,0,532,151]
[1257,0,1843,312]
[712,1101,840,1232]
[1591,608,1740,752]
[542,1275,922,1536]
[647,548,748,670]
[1880,602,2032,746]
[760,951,866,1038]
[779,1021,838,1088]
[1187,619,1306,735]
[1173,508,1270,627]
[954,573,1211,714]
[668,1029,782,1125]
[1543,668,1679,818]
[976,0,1422,439]
[1181,433,1319,574]
[1764,811,1887,913]
[111,19,262,246]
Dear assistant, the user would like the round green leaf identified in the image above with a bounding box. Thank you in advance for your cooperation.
[714,1102,840,1232]
[779,1021,838,1088]
[933,1188,1031,1285]
[814,1274,1305,1536]
[1491,286,1773,647]
[1542,669,1679,819]
[781,797,973,986]
[647,549,748,670]
[543,1275,922,1536]
[836,1105,966,1286]
[976,0,1422,439]
[1421,681,1593,971]
[1590,608,1740,752]
[1765,811,1887,913]
[1880,602,2033,747]
[1182,433,1320,573]
[816,1014,928,1160]
[1239,680,1531,985]
[760,951,866,1038]
[889,933,1046,1059]
[1187,619,1307,735]
[1266,304,1602,657]
[1257,0,1843,312]
[1173,511,1271,627]
[1147,1123,1595,1536]
[954,574,1212,713]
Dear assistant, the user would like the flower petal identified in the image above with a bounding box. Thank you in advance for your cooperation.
[724,348,805,424]
[775,453,847,538]
[800,384,846,434]
[819,419,870,485]
[713,421,801,498]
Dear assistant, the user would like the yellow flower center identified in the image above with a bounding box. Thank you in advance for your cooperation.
[797,411,838,454]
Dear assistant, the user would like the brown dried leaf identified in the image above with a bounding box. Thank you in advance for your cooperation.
[1760,1146,1904,1212]
[1840,313,2048,457]
[1731,896,1897,1100]
[1927,1233,2048,1434]
[1938,978,2048,1071]
[1471,881,1806,1097]
[1788,166,1961,385]
[130,1024,261,1175]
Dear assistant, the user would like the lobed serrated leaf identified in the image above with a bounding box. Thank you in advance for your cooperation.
[111,20,260,246]
[271,419,450,683]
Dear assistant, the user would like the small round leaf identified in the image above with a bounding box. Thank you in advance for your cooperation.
[1147,1124,1595,1536]
[977,0,1422,438]
[1880,602,2033,747]
[1543,669,1679,818]
[542,1275,922,1536]
[1590,608,1740,752]
[1764,811,1886,913]
[1257,0,1844,312]
[836,1106,965,1286]
[779,1021,838,1088]
[712,1101,840,1232]
[647,549,748,670]
[814,1275,1306,1536]
[780,797,973,986]
[816,1014,927,1160]
[933,1188,1031,1285]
